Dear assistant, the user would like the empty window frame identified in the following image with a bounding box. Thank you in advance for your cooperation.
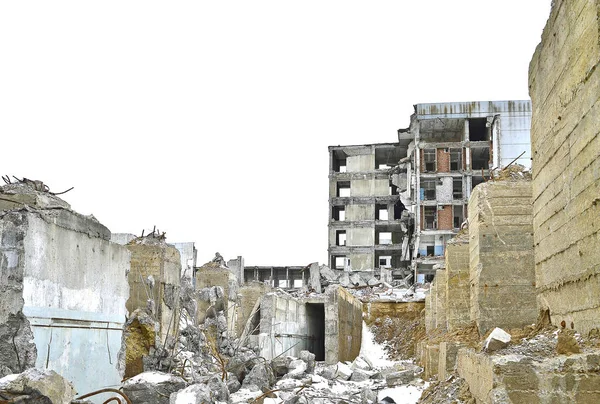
[450,148,462,171]
[332,256,348,270]
[426,246,435,256]
[336,230,347,246]
[378,256,392,268]
[422,179,436,200]
[376,204,389,220]
[471,147,490,170]
[453,205,464,229]
[332,151,347,173]
[423,149,436,172]
[424,206,437,230]
[337,181,351,197]
[377,231,393,245]
[453,178,463,199]
[469,118,489,141]
[332,206,346,221]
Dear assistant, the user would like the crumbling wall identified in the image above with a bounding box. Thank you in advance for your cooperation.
[236,281,270,338]
[332,286,362,363]
[445,237,470,331]
[0,211,37,376]
[457,348,600,403]
[529,0,600,335]
[469,181,537,335]
[195,263,238,335]
[126,240,180,346]
[253,292,308,360]
[434,269,447,331]
[0,184,130,399]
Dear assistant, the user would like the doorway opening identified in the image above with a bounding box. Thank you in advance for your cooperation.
[306,303,325,361]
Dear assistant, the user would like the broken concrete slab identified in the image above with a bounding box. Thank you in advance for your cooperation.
[122,371,186,404]
[0,368,76,404]
[484,328,511,353]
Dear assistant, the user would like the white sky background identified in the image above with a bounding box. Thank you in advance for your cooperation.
[0,1,551,266]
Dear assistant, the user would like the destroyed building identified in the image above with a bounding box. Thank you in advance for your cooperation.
[328,143,413,282]
[329,100,532,284]
[0,180,130,401]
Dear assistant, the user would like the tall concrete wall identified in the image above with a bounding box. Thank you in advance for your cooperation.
[0,189,130,400]
[333,286,362,363]
[445,239,470,331]
[126,240,181,345]
[195,264,238,335]
[468,181,537,335]
[529,0,600,335]
[434,269,447,331]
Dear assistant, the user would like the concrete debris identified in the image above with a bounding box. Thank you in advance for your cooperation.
[385,369,416,386]
[556,329,581,355]
[122,371,186,404]
[0,368,76,404]
[483,327,511,352]
[333,362,353,380]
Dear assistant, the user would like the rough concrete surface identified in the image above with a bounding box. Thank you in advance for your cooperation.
[529,0,600,336]
[469,181,537,335]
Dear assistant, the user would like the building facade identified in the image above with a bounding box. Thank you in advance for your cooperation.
[328,100,532,283]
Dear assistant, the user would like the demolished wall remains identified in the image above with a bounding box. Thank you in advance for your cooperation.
[469,180,537,335]
[0,183,130,399]
[529,0,600,336]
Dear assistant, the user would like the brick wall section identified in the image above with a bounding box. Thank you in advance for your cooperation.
[437,148,450,172]
[445,239,470,331]
[468,181,536,335]
[437,205,453,230]
[529,0,600,335]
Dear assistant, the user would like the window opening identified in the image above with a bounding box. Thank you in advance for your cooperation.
[454,206,464,229]
[332,206,345,221]
[424,206,437,230]
[376,204,388,220]
[453,178,463,199]
[469,118,489,141]
[423,149,436,172]
[337,181,351,197]
[336,230,347,246]
[422,180,436,200]
[471,148,490,170]
[450,148,462,170]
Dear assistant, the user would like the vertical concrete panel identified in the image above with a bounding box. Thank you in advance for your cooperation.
[529,0,600,335]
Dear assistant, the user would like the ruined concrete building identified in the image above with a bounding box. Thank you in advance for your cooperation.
[0,181,129,398]
[329,100,532,282]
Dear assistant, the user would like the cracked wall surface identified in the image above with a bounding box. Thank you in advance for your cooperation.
[529,0,600,336]
[0,185,130,398]
[468,181,536,335]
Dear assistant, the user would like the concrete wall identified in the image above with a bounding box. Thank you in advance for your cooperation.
[253,286,362,365]
[529,0,600,335]
[458,348,600,403]
[1,205,130,401]
[445,239,471,331]
[254,292,308,360]
[195,264,238,334]
[347,154,374,172]
[235,282,270,338]
[333,286,362,363]
[434,269,447,331]
[468,181,537,335]
[126,241,181,345]
[351,179,389,197]
[171,242,196,282]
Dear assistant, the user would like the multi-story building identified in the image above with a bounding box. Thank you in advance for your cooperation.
[328,100,532,283]
[328,143,414,282]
